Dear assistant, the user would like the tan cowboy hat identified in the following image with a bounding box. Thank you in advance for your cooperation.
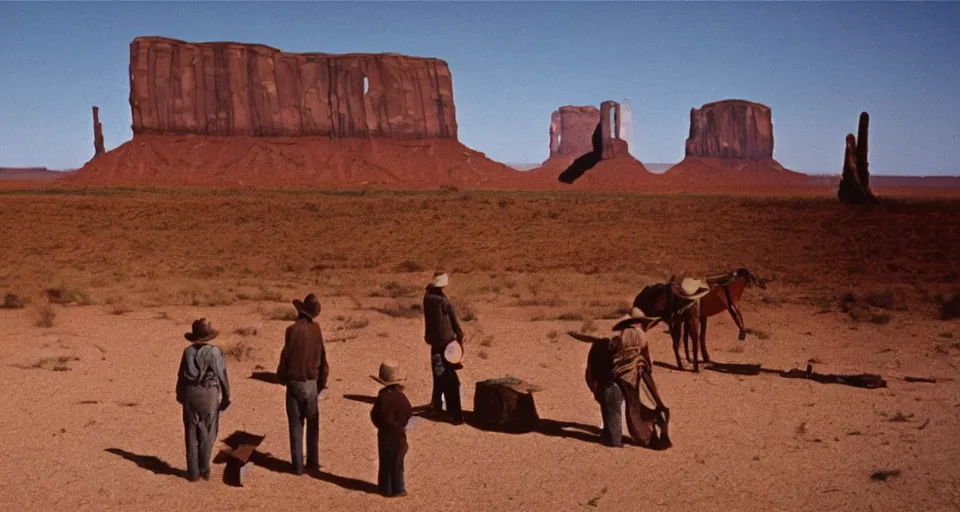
[612,307,658,331]
[292,293,321,318]
[184,318,220,343]
[443,340,464,364]
[673,277,710,300]
[430,271,449,288]
[370,360,405,386]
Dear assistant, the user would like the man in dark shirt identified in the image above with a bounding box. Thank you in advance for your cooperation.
[370,360,413,497]
[176,318,231,482]
[276,293,329,475]
[422,271,465,424]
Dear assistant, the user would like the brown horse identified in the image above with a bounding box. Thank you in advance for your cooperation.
[631,281,704,371]
[632,269,770,372]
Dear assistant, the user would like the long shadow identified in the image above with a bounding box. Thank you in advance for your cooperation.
[557,123,603,184]
[344,393,433,415]
[250,371,282,385]
[311,470,380,495]
[214,429,379,493]
[105,448,188,480]
[412,408,640,446]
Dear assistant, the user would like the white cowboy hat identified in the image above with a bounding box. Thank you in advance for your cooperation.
[370,360,406,386]
[674,277,710,300]
[612,307,658,331]
[443,340,464,364]
[430,272,449,288]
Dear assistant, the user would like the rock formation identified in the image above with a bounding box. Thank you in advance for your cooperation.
[685,100,773,159]
[548,106,600,158]
[129,36,457,139]
[599,101,629,160]
[837,112,878,204]
[92,106,105,158]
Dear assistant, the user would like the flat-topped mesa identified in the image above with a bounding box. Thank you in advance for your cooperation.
[129,36,458,139]
[685,99,773,159]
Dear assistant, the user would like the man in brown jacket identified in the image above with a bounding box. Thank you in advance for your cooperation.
[422,272,465,424]
[276,293,329,475]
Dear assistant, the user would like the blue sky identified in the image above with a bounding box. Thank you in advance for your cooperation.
[1,1,958,175]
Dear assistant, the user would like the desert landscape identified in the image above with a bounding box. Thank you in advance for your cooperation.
[1,11,960,512]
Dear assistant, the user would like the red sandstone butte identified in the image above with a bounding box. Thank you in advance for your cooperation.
[67,36,522,189]
[684,99,773,159]
[667,99,809,187]
[129,36,457,139]
[548,106,600,159]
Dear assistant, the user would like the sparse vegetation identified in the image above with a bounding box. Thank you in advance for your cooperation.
[224,340,253,361]
[265,306,298,322]
[344,317,371,330]
[865,290,897,311]
[44,284,92,306]
[515,297,566,308]
[108,303,132,315]
[546,330,559,343]
[479,335,495,347]
[234,327,259,337]
[393,260,425,273]
[18,355,79,371]
[477,350,490,360]
[2,293,26,309]
[727,345,745,353]
[35,305,56,328]
[556,312,584,322]
[371,281,419,298]
[745,328,770,340]
[373,303,422,319]
[580,319,598,333]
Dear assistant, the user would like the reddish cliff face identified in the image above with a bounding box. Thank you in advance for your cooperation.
[129,36,457,139]
[685,100,773,159]
[548,106,600,158]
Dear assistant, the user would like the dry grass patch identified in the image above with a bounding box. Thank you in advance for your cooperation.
[44,284,92,306]
[745,328,771,340]
[557,312,584,322]
[515,297,566,308]
[107,302,132,315]
[2,293,27,309]
[234,327,259,337]
[344,317,371,330]
[478,335,495,347]
[373,303,422,319]
[370,281,419,298]
[393,260,426,273]
[223,340,254,361]
[18,355,79,371]
[264,305,298,322]
[35,304,56,328]
[546,330,559,343]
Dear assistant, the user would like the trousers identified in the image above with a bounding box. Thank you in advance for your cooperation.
[377,431,408,496]
[285,380,319,473]
[430,346,462,420]
[181,385,221,480]
[599,381,624,447]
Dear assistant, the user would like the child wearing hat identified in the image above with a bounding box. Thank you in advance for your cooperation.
[370,360,413,497]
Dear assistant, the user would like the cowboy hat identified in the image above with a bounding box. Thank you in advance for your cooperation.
[292,293,321,318]
[370,360,406,386]
[612,307,658,331]
[673,277,710,300]
[184,318,220,343]
[430,272,449,288]
[443,340,464,364]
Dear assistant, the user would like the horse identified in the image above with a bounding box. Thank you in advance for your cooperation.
[632,268,771,372]
[631,281,704,371]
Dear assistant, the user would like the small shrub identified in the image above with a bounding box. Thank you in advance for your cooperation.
[2,293,26,309]
[460,303,478,322]
[546,330,559,343]
[224,340,253,361]
[20,355,79,371]
[557,312,584,322]
[345,317,370,330]
[479,335,494,347]
[108,303,132,315]
[516,297,566,308]
[477,350,490,360]
[371,281,419,298]
[35,305,56,328]
[234,327,259,337]
[581,319,598,333]
[727,346,745,354]
[745,328,770,340]
[374,304,422,319]
[394,260,425,273]
[870,313,892,325]
[266,306,298,322]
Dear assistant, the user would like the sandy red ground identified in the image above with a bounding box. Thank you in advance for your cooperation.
[0,188,958,510]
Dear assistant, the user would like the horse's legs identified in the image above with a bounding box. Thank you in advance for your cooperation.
[700,316,711,363]
[670,322,684,371]
[689,317,700,372]
[729,302,746,341]
[683,322,691,363]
